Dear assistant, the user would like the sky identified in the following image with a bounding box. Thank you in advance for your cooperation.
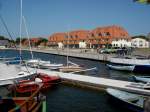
[0,0,150,39]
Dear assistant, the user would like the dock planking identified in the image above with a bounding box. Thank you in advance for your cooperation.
[34,68,150,96]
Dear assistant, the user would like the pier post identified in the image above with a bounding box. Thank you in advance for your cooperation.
[144,98,150,112]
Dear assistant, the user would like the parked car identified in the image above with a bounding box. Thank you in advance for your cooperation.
[99,48,117,54]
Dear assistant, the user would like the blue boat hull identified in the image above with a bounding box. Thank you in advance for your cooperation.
[133,65,150,73]
[6,60,21,64]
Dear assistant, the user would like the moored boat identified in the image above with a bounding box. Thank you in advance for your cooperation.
[5,56,22,64]
[106,88,145,112]
[9,73,60,93]
[59,65,82,72]
[0,63,36,86]
[107,64,135,72]
[39,63,63,69]
[108,56,150,73]
[0,57,20,61]
[132,75,150,83]
[26,59,51,68]
[0,83,46,112]
[58,60,83,72]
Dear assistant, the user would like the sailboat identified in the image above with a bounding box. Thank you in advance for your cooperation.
[0,63,36,86]
[21,16,51,67]
[22,16,63,69]
[58,31,83,72]
[0,0,36,86]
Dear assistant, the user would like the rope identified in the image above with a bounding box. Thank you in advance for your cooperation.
[0,14,16,48]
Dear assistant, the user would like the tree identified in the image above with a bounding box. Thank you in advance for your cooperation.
[21,38,27,44]
[134,0,150,4]
[35,38,48,47]
[0,35,10,40]
[40,38,48,46]
[0,35,5,40]
[147,33,150,40]
[15,37,20,44]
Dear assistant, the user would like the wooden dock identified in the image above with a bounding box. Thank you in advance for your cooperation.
[34,68,150,96]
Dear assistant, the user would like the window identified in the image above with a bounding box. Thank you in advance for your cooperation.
[65,35,68,38]
[139,40,143,46]
[98,39,101,42]
[91,33,94,37]
[139,40,143,43]
[70,35,73,38]
[134,40,137,44]
[106,38,109,41]
[106,32,110,36]
[139,44,143,47]
[102,33,106,36]
[75,35,78,38]
[98,33,102,36]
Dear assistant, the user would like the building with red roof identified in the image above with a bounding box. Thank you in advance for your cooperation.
[48,25,130,48]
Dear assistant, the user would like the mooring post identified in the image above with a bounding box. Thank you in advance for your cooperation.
[144,97,150,112]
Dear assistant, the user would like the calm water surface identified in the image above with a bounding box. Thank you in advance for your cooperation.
[0,49,147,112]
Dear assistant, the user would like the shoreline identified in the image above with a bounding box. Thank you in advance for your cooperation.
[2,48,115,61]
[1,48,150,61]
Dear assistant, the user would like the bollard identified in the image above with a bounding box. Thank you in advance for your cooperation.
[144,97,150,112]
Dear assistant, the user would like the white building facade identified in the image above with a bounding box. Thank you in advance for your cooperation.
[131,37,149,48]
[79,42,87,48]
[58,42,64,49]
[112,39,131,48]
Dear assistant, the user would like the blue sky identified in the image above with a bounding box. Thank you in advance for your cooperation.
[0,0,150,39]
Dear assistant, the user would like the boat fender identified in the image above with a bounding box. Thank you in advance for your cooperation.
[35,78,42,83]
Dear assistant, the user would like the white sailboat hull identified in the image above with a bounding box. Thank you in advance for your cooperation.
[0,63,36,86]
[109,57,150,65]
[39,63,63,69]
[132,76,150,83]
[108,57,150,73]
[107,64,135,71]
[107,88,144,112]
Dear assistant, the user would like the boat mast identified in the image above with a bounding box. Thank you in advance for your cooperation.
[67,31,70,67]
[19,0,23,63]
[23,16,34,59]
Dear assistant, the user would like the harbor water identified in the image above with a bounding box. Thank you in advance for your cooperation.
[0,49,148,112]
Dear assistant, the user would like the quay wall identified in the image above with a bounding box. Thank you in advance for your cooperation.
[4,48,115,61]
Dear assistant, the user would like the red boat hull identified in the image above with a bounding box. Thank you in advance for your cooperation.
[10,73,60,93]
